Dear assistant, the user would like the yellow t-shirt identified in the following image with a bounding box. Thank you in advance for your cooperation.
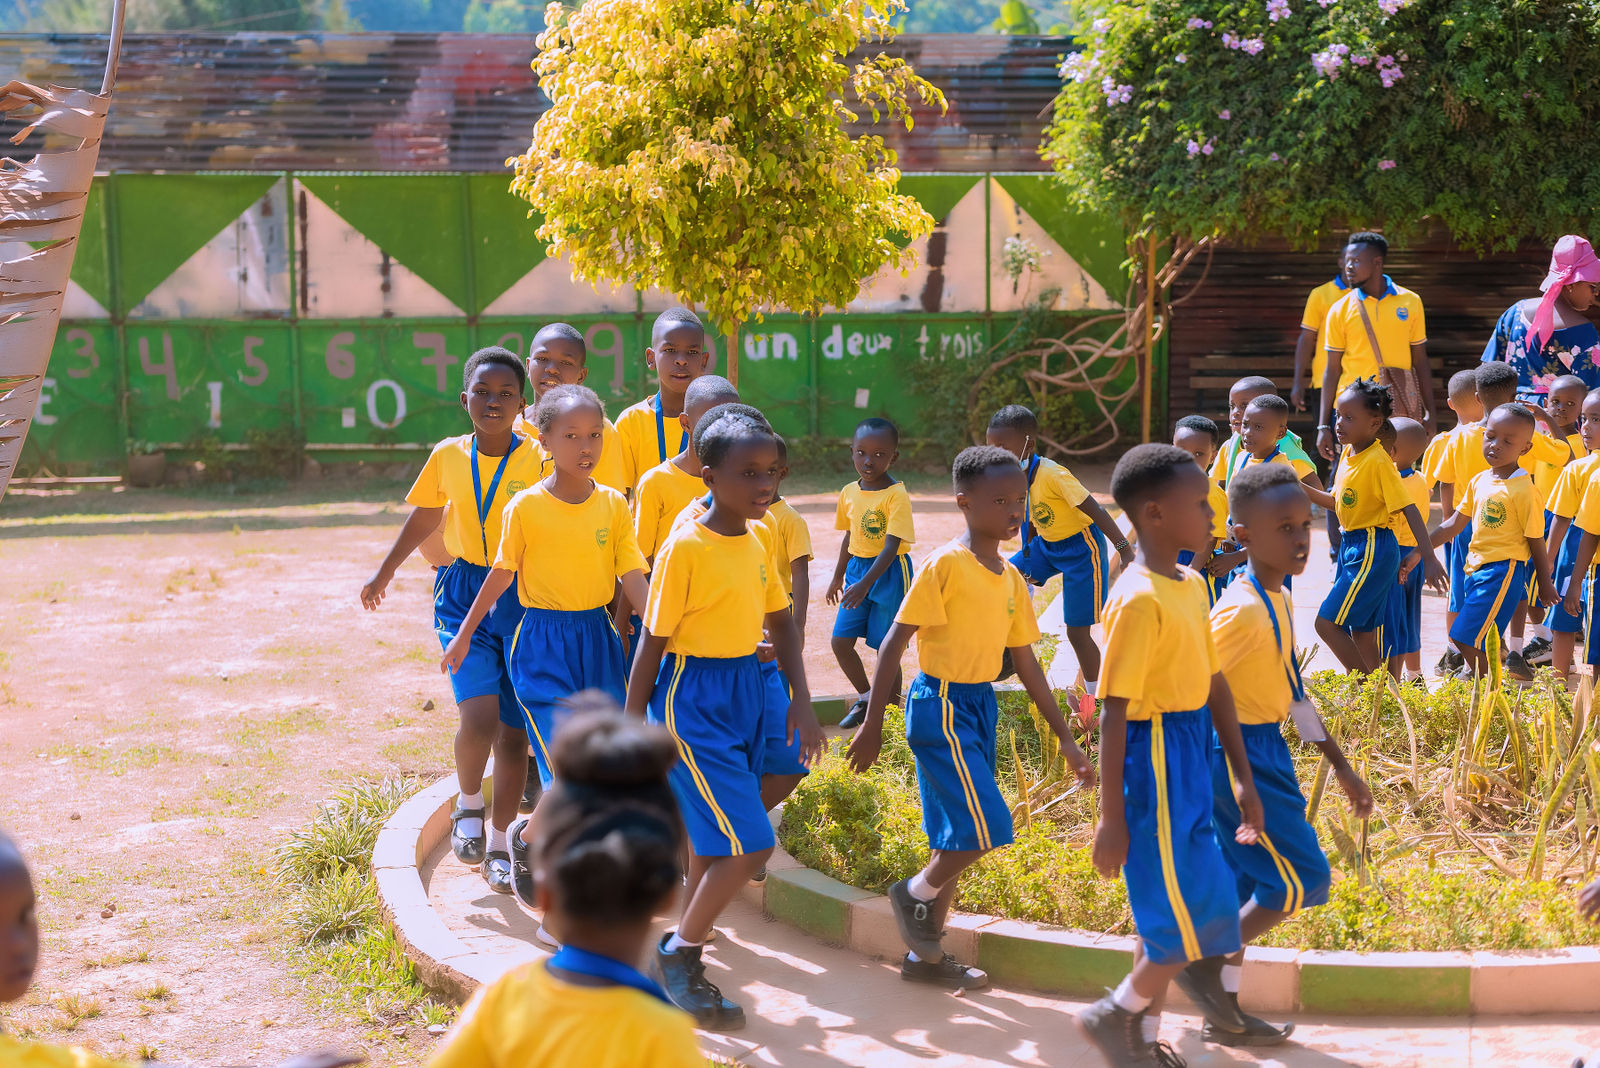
[634,460,707,561]
[1209,477,1230,541]
[513,413,629,494]
[836,481,915,558]
[1458,469,1544,571]
[1549,451,1600,520]
[1210,579,1297,726]
[1100,562,1219,721]
[1528,431,1581,506]
[1332,440,1412,531]
[1420,428,1452,486]
[1301,276,1351,383]
[896,541,1040,684]
[1210,432,1313,489]
[1231,449,1315,484]
[1027,456,1093,540]
[765,497,814,598]
[493,483,645,610]
[425,960,705,1068]
[615,394,690,494]
[1323,280,1427,391]
[643,519,789,657]
[1439,423,1570,492]
[1390,469,1431,548]
[405,434,545,566]
[1571,468,1600,541]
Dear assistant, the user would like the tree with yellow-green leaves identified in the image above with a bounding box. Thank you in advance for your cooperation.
[509,0,946,384]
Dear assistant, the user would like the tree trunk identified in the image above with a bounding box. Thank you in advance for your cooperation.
[727,321,740,387]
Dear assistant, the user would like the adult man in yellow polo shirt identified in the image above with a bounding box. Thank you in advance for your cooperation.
[1316,232,1437,460]
[1289,257,1350,413]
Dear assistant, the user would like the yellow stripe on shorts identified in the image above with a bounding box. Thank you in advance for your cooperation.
[939,680,991,851]
[507,617,551,770]
[664,656,743,855]
[1474,563,1519,650]
[1151,714,1201,960]
[1335,530,1376,626]
[1085,529,1103,623]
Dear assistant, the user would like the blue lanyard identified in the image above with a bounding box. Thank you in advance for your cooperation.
[1246,571,1306,703]
[1398,467,1415,478]
[470,435,521,563]
[1022,454,1041,552]
[654,394,688,465]
[548,945,672,1005]
[1233,444,1279,481]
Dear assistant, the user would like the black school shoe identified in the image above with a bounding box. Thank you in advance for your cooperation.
[1506,651,1535,682]
[519,764,542,814]
[900,953,988,991]
[508,817,534,909]
[886,879,945,961]
[649,934,745,1030]
[481,849,512,894]
[450,804,486,866]
[1173,956,1247,1034]
[1076,995,1159,1067]
[838,697,868,730]
[1202,1003,1294,1047]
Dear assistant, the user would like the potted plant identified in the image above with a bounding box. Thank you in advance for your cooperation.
[125,438,166,488]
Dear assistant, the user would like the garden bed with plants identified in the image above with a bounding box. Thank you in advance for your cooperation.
[779,661,1600,953]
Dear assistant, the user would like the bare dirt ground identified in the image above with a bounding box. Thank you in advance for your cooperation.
[0,475,971,1066]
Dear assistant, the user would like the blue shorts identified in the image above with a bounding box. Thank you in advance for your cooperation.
[759,660,809,778]
[1318,526,1399,632]
[1381,561,1424,657]
[832,553,912,650]
[508,606,629,789]
[433,560,525,729]
[1450,559,1528,651]
[1177,549,1228,607]
[1011,527,1108,626]
[1583,569,1600,667]
[1212,724,1330,914]
[905,674,1013,853]
[648,654,772,858]
[1551,517,1586,633]
[1123,707,1242,965]
[1446,523,1473,614]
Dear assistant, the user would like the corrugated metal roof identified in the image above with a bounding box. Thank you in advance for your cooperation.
[0,32,1069,173]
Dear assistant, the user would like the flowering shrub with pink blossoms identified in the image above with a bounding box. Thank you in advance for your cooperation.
[1042,0,1600,250]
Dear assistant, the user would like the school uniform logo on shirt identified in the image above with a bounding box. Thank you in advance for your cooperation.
[1340,487,1358,509]
[1480,500,1507,528]
[1007,596,1016,616]
[759,564,769,585]
[1034,501,1056,527]
[506,480,528,494]
[595,526,610,547]
[861,507,888,538]
[1396,307,1410,321]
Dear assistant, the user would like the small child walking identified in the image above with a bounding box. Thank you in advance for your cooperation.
[846,446,1095,991]
[1172,414,1232,605]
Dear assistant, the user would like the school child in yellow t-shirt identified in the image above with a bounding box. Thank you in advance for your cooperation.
[614,308,714,495]
[1211,394,1325,589]
[1430,404,1557,678]
[1204,463,1375,1047]
[0,833,358,1068]
[845,447,1095,992]
[515,323,629,493]
[1380,418,1432,680]
[442,385,649,912]
[625,410,823,1029]
[1420,369,1484,675]
[1173,414,1232,605]
[361,348,538,875]
[986,405,1133,718]
[426,705,706,1068]
[1078,444,1263,1065]
[828,417,916,729]
[1544,389,1600,678]
[1304,380,1443,674]
[634,376,741,565]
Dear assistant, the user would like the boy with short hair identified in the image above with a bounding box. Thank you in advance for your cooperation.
[361,348,537,878]
[1511,374,1590,671]
[1078,443,1264,1066]
[986,404,1134,719]
[615,307,714,494]
[519,322,628,493]
[1382,417,1432,679]
[1211,376,1315,484]
[829,417,916,729]
[847,446,1095,992]
[1210,394,1325,584]
[1172,414,1232,605]
[1431,404,1558,677]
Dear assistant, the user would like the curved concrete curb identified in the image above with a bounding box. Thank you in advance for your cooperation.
[376,772,1600,1016]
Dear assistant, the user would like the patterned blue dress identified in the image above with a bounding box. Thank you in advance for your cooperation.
[1480,301,1600,402]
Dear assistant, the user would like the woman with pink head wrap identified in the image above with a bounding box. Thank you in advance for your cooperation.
[1481,235,1600,402]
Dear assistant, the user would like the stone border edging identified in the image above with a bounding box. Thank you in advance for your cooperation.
[376,755,1600,1018]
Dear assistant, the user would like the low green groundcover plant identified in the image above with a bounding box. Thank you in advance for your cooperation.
[779,667,1598,952]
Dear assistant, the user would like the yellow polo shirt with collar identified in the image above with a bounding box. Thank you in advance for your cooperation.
[1324,277,1427,392]
[1301,275,1350,383]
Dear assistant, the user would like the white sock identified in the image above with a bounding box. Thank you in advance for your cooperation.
[1085,680,1098,697]
[1221,963,1243,993]
[455,791,485,838]
[487,823,508,855]
[458,790,484,810]
[907,950,922,963]
[1140,1012,1160,1043]
[1112,975,1153,1013]
[1510,635,1525,653]
[664,931,701,953]
[857,691,870,703]
[1532,624,1553,641]
[907,872,942,902]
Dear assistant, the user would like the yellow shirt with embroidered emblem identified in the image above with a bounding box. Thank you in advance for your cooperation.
[405,434,545,566]
[1210,579,1297,726]
[1027,456,1094,540]
[425,959,706,1068]
[1301,276,1352,382]
[895,541,1039,684]
[493,483,645,611]
[634,460,708,561]
[1389,469,1431,547]
[644,519,789,657]
[1100,563,1219,721]
[836,481,915,557]
[1323,280,1426,390]
[668,496,813,599]
[1550,450,1600,522]
[1457,469,1544,571]
[1331,440,1412,531]
[614,394,690,494]
[513,412,628,494]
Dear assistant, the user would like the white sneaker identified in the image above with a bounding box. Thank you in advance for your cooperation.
[1525,635,1555,665]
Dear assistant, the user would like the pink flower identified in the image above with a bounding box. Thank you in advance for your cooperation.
[1269,152,1281,161]
[1175,52,1188,63]
[1186,17,1214,29]
[1187,139,1202,156]
[1219,109,1231,119]
[1267,0,1291,20]
[1378,159,1396,170]
[1201,141,1215,155]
